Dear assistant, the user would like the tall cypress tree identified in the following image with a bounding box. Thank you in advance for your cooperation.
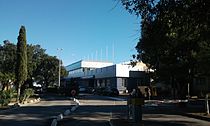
[16,26,28,102]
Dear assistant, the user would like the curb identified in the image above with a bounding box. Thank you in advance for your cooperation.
[50,97,80,126]
[180,112,210,122]
[0,97,41,114]
[20,97,41,106]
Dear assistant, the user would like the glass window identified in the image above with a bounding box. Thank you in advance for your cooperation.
[121,78,127,87]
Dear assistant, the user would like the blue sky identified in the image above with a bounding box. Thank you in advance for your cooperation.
[0,0,140,66]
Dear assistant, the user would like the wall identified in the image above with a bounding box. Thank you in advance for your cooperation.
[81,61,113,69]
[66,60,82,71]
[115,64,130,77]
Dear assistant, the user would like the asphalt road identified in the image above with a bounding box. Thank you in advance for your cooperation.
[1,94,210,126]
[59,94,126,126]
[0,94,75,126]
[59,94,210,126]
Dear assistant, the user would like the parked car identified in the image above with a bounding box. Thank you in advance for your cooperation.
[79,86,87,93]
[93,87,106,95]
[86,87,94,94]
[34,86,43,94]
[109,88,119,96]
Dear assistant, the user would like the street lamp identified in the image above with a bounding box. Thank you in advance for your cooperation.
[187,69,191,101]
[57,48,63,87]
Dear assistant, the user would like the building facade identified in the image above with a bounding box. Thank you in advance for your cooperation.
[66,60,150,93]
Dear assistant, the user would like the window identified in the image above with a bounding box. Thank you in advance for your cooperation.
[107,79,110,87]
[121,78,127,87]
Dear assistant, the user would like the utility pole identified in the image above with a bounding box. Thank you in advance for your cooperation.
[57,48,63,87]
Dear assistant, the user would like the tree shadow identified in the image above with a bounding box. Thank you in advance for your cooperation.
[57,104,207,126]
[0,94,209,126]
[0,105,74,126]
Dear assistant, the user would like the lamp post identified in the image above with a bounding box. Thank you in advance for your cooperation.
[57,48,63,87]
[187,69,191,101]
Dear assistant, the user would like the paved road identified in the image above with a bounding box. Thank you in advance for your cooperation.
[59,94,210,126]
[0,94,75,126]
[59,95,126,126]
[1,94,210,126]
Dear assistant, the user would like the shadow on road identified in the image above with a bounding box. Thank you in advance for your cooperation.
[56,104,207,126]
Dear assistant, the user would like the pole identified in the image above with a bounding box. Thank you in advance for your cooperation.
[187,83,190,101]
[206,94,209,115]
[57,48,63,87]
[58,58,61,87]
[188,69,191,101]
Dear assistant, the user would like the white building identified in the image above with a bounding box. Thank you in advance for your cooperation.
[65,60,150,93]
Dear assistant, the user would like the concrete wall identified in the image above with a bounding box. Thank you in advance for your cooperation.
[66,60,113,72]
[116,64,130,77]
[67,61,149,79]
[81,61,113,69]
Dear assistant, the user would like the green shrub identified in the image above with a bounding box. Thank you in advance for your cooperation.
[20,88,34,103]
[0,89,15,106]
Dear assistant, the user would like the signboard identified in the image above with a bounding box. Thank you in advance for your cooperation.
[71,89,76,96]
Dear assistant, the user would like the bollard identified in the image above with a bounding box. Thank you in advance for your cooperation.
[64,109,71,116]
[127,97,132,119]
[131,98,144,123]
[71,106,77,112]
[56,114,63,121]
[129,88,144,123]
[132,105,142,122]
[51,119,57,126]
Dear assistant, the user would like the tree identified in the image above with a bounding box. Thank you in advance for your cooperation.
[0,41,17,91]
[16,26,28,102]
[0,29,68,94]
[0,72,15,91]
[121,0,210,98]
[35,55,68,88]
[0,40,17,74]
[0,39,68,91]
[26,44,46,88]
[61,66,68,79]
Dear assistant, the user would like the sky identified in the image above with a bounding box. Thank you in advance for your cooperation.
[0,0,140,66]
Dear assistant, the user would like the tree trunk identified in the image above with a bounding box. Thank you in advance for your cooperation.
[16,84,21,102]
[171,75,176,99]
[2,83,5,91]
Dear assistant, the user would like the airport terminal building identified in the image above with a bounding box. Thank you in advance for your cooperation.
[65,60,150,93]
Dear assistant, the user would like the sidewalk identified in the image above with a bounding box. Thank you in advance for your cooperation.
[178,103,210,122]
[110,119,142,126]
[109,100,210,126]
